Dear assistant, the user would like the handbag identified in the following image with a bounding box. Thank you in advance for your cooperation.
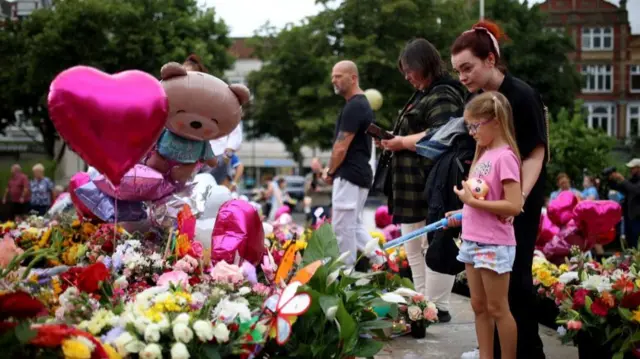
[370,92,420,195]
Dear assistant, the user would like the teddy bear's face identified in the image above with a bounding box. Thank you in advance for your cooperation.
[160,64,250,142]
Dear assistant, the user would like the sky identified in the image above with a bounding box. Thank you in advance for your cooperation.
[206,0,640,37]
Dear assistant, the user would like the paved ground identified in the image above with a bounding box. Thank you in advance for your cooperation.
[374,294,578,359]
[292,205,578,358]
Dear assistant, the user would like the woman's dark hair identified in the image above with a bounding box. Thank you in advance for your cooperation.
[556,172,570,183]
[183,54,208,73]
[451,20,507,72]
[277,177,286,186]
[397,38,446,80]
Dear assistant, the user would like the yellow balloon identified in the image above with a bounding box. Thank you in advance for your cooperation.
[364,88,383,111]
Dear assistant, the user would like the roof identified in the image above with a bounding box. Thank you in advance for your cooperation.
[228,38,255,59]
[537,0,621,11]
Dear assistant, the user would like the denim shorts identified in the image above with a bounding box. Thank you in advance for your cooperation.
[456,240,516,274]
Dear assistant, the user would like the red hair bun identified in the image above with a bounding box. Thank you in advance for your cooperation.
[472,20,508,41]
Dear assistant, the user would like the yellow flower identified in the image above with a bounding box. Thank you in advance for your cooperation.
[633,309,640,323]
[295,240,307,251]
[52,278,62,296]
[537,270,558,287]
[28,274,39,284]
[103,344,122,359]
[82,223,97,236]
[61,339,92,359]
[72,220,81,229]
[144,308,164,322]
[559,264,569,273]
[38,229,52,248]
[370,231,386,246]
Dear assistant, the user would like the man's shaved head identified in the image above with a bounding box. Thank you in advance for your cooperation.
[331,60,361,98]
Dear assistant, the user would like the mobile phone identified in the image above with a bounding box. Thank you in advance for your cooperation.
[366,123,394,140]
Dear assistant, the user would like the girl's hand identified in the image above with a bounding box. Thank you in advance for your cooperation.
[453,181,474,205]
[381,136,405,152]
[444,210,463,228]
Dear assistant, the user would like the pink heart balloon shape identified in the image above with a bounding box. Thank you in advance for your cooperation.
[48,66,168,185]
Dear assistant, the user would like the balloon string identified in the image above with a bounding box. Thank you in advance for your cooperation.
[113,186,119,249]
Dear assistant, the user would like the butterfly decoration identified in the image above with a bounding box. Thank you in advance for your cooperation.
[263,281,311,345]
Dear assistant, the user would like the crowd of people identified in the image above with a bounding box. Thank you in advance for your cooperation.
[2,163,62,221]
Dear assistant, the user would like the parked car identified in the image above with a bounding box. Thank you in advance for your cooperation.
[283,175,305,211]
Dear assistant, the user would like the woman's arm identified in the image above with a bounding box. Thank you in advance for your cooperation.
[521,145,545,197]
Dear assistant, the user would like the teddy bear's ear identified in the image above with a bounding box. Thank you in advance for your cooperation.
[160,62,188,81]
[229,84,251,106]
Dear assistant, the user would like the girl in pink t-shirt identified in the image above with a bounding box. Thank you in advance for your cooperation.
[446,91,523,359]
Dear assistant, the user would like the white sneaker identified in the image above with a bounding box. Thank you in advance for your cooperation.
[460,349,480,359]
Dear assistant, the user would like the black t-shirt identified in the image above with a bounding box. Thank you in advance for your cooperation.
[333,94,374,188]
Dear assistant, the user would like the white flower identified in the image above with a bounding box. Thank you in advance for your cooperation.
[238,286,251,296]
[114,276,129,290]
[581,275,612,292]
[426,302,437,311]
[173,323,194,343]
[611,269,627,281]
[134,317,150,335]
[325,306,338,320]
[144,324,161,343]
[75,336,96,351]
[335,251,350,264]
[114,332,144,355]
[173,313,191,326]
[557,326,567,337]
[212,298,252,323]
[558,271,579,284]
[193,320,214,342]
[140,343,163,359]
[170,342,191,359]
[191,292,206,307]
[407,305,422,321]
[213,322,230,343]
[363,238,381,256]
[326,269,340,286]
[380,292,406,304]
[355,278,371,286]
[391,287,420,298]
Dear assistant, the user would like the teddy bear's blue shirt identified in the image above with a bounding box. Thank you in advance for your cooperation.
[156,129,215,163]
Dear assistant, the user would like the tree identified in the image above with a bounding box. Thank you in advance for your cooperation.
[247,0,580,162]
[547,100,615,190]
[0,0,233,158]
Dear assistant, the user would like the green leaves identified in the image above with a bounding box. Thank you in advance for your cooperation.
[302,224,339,266]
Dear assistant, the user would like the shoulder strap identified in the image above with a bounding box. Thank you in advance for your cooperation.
[539,94,551,164]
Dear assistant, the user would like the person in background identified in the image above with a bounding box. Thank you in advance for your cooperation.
[549,173,581,201]
[3,164,30,221]
[608,159,640,249]
[304,157,332,224]
[229,153,244,192]
[52,185,65,202]
[582,175,599,200]
[29,163,54,216]
[323,60,378,268]
[268,177,287,221]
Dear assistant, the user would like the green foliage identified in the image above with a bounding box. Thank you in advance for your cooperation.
[547,100,616,191]
[247,0,580,162]
[0,0,233,157]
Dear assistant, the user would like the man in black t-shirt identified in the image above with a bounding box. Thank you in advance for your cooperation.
[323,60,380,267]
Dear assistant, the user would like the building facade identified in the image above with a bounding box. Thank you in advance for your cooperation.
[539,0,640,139]
[0,0,52,20]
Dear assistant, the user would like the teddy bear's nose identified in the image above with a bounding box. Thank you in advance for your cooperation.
[190,121,202,129]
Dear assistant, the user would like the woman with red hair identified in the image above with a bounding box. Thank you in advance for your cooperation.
[450,20,548,359]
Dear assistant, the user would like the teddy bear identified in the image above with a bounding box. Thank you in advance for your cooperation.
[145,62,251,185]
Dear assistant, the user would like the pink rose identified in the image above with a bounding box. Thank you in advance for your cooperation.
[423,307,438,322]
[189,240,203,259]
[209,261,244,284]
[411,294,425,304]
[252,283,271,296]
[157,270,190,288]
[567,320,582,331]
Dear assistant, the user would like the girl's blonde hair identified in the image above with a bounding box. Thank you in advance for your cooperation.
[465,91,521,174]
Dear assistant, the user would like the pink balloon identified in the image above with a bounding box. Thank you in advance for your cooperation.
[68,172,96,220]
[547,191,578,226]
[375,205,393,229]
[382,224,401,242]
[573,200,622,239]
[542,236,572,265]
[537,213,559,247]
[94,164,175,201]
[48,66,168,185]
[211,200,265,266]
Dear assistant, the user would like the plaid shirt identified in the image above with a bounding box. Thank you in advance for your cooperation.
[390,79,465,224]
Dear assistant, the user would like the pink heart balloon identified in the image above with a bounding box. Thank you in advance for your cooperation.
[48,66,168,185]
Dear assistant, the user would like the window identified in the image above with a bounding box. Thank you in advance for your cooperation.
[582,27,613,50]
[628,104,640,138]
[584,103,616,136]
[581,65,613,93]
[631,65,640,93]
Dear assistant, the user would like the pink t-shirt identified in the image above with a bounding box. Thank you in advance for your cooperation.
[461,146,520,246]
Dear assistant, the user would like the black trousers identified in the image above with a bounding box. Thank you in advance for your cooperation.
[494,205,545,359]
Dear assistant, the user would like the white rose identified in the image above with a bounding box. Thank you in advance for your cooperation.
[192,320,214,342]
[238,286,251,296]
[213,322,230,343]
[173,313,191,325]
[134,317,149,335]
[173,323,194,343]
[114,332,145,355]
[140,343,163,359]
[114,276,129,290]
[170,342,191,359]
[407,305,422,321]
[144,324,161,343]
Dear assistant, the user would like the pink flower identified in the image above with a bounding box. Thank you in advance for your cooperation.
[189,241,203,259]
[251,283,271,296]
[157,270,190,288]
[411,294,425,304]
[209,261,244,284]
[567,320,583,331]
[423,307,438,322]
[0,234,23,268]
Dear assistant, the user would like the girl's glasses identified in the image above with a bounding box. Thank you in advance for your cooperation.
[465,118,494,134]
